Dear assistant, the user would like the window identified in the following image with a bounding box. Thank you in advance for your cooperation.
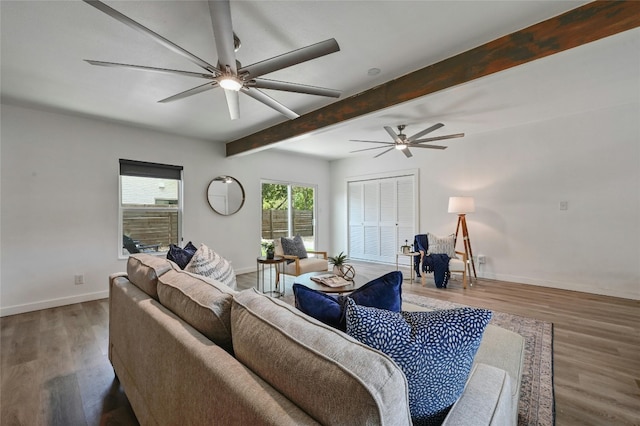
[119,159,183,257]
[261,181,316,250]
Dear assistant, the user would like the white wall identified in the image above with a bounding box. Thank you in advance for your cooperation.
[330,102,640,300]
[2,97,638,316]
[0,104,331,315]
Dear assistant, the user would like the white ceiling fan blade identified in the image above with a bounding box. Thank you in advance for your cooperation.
[84,60,214,79]
[407,123,444,142]
[239,39,339,79]
[241,87,299,119]
[408,144,447,150]
[207,0,237,75]
[83,0,219,74]
[413,133,465,143]
[158,81,218,103]
[350,145,392,153]
[374,147,395,158]
[251,79,340,98]
[349,140,394,145]
[384,126,402,143]
[223,89,240,120]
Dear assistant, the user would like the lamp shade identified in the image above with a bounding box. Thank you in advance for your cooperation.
[448,196,475,214]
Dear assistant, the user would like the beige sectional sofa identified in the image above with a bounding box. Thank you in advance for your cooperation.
[109,254,524,425]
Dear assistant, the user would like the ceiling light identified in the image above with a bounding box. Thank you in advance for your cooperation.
[219,76,242,91]
[367,67,381,76]
[395,143,407,150]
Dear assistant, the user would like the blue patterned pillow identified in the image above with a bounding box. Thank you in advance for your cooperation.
[167,241,197,269]
[293,270,403,330]
[345,301,492,425]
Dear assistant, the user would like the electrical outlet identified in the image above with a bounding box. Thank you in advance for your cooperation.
[74,274,84,285]
[477,255,486,264]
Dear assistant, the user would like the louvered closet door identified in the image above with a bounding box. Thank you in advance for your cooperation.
[362,181,380,259]
[348,175,415,264]
[379,179,398,263]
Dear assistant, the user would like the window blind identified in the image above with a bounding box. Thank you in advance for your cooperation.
[119,159,183,180]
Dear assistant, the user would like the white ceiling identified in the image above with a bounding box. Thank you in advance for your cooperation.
[2,1,637,160]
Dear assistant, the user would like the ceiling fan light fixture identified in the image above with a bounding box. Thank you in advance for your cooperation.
[395,143,408,150]
[219,76,243,91]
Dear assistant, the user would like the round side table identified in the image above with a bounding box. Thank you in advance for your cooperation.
[256,256,286,297]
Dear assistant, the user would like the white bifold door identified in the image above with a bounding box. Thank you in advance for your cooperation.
[348,174,416,264]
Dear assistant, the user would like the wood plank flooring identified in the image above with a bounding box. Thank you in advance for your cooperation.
[1,261,638,425]
[1,300,137,425]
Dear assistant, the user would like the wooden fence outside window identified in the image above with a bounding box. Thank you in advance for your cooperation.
[261,209,313,240]
[123,209,178,251]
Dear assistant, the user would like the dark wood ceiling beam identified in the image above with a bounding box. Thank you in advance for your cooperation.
[227,1,640,157]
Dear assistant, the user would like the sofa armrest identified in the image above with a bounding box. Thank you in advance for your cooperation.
[442,363,514,426]
[110,272,128,285]
[108,273,129,365]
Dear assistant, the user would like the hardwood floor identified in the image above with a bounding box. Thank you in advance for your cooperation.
[1,261,638,425]
[1,300,137,426]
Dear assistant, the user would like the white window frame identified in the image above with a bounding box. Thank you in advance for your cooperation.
[118,159,183,259]
[260,179,318,250]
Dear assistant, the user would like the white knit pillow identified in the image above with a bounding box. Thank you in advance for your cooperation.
[426,233,457,258]
[185,243,237,289]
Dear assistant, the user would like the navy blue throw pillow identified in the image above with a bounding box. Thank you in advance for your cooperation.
[167,241,197,269]
[345,301,492,426]
[293,270,403,330]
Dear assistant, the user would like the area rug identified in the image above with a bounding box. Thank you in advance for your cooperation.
[402,293,555,426]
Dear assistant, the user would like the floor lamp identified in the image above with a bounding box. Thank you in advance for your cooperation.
[448,196,477,281]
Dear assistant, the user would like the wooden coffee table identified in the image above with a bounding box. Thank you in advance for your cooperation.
[293,271,370,294]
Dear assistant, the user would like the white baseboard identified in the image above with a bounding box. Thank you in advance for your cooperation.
[479,271,638,300]
[0,290,109,317]
[234,266,257,275]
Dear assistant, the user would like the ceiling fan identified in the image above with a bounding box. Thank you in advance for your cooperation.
[350,123,464,158]
[83,0,341,120]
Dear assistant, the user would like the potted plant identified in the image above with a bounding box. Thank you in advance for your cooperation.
[261,240,275,259]
[328,251,349,276]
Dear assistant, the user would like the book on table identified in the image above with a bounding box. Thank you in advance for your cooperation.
[310,273,351,288]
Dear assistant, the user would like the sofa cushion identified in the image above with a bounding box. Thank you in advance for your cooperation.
[166,241,197,269]
[473,323,525,423]
[345,301,492,426]
[157,269,235,354]
[292,270,403,330]
[441,363,513,426]
[126,254,174,300]
[231,289,412,426]
[185,243,237,289]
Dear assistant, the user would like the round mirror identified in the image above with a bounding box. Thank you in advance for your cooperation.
[207,176,245,215]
